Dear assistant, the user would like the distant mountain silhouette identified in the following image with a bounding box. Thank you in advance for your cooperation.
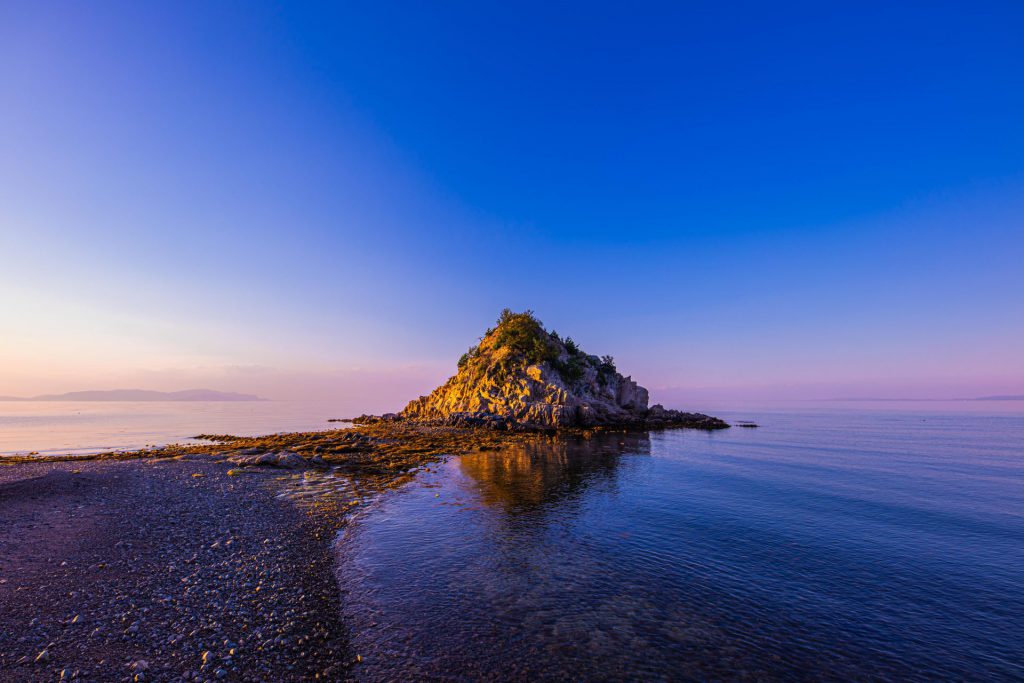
[972,394,1024,401]
[0,389,265,402]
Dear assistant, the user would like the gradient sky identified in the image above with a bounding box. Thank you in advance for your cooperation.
[1,1,1022,411]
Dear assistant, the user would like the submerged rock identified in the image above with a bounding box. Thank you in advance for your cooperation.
[400,309,728,431]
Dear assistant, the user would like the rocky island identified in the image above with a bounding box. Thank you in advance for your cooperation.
[399,309,727,431]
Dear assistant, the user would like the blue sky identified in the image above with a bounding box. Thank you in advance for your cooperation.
[1,2,1022,408]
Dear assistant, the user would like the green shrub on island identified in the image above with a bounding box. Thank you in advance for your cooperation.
[551,356,586,384]
[458,344,481,369]
[491,308,559,365]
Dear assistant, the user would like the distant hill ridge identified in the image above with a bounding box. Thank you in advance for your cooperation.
[0,389,264,402]
[399,309,727,430]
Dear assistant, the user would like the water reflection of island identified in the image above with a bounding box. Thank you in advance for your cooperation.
[457,432,652,511]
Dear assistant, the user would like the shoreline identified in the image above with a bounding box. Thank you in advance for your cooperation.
[0,422,561,682]
[0,412,729,466]
[0,418,728,682]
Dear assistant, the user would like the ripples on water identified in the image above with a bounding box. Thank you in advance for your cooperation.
[335,409,1024,681]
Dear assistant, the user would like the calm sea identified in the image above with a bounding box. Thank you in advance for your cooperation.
[334,405,1024,681]
[0,400,351,456]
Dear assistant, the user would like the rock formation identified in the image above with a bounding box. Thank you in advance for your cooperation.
[400,310,728,430]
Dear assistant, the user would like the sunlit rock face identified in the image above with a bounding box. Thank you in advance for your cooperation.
[401,310,726,430]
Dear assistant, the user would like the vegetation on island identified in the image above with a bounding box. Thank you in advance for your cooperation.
[455,309,618,388]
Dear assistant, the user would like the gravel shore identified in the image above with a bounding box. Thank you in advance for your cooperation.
[0,458,351,682]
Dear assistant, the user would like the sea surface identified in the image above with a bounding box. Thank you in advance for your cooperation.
[0,400,351,456]
[334,405,1024,681]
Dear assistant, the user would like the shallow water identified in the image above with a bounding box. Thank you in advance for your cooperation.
[335,408,1024,681]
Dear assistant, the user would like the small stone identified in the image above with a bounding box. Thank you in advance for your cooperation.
[34,649,49,663]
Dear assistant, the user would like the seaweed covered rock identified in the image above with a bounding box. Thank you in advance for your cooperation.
[401,310,728,430]
[227,449,312,469]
